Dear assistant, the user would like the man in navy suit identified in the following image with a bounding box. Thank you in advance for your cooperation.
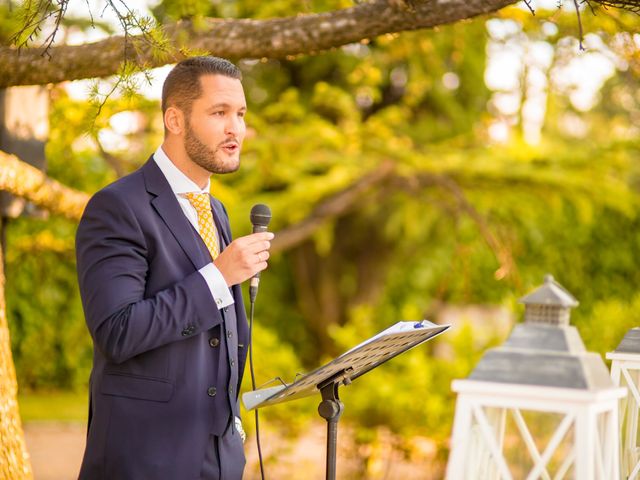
[76,56,272,479]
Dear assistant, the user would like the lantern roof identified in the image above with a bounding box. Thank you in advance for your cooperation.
[468,325,613,390]
[502,323,585,352]
[518,274,578,308]
[612,327,640,354]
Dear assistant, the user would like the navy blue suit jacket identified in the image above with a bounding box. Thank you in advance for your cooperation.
[76,158,249,479]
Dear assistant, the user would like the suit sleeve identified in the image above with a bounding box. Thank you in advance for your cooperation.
[76,188,222,364]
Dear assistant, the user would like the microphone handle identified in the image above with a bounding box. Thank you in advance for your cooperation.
[249,224,268,302]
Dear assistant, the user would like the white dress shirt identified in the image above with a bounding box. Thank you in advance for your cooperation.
[153,146,234,310]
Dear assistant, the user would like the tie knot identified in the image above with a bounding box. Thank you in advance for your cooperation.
[184,192,210,214]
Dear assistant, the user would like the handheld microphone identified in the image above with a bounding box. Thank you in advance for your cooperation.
[249,204,271,303]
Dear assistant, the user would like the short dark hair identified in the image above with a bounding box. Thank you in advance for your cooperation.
[161,56,242,116]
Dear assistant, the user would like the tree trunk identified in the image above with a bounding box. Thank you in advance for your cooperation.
[0,218,33,479]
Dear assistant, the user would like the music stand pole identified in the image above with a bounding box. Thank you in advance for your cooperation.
[318,377,345,480]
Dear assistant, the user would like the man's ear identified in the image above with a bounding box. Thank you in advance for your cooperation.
[164,106,184,135]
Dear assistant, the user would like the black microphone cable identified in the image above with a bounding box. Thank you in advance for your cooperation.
[248,298,266,480]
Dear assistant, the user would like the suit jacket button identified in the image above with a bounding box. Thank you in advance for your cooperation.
[209,337,220,348]
[181,328,190,336]
[207,387,217,397]
[223,307,229,313]
[227,330,232,338]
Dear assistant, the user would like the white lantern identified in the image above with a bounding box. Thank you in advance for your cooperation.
[607,328,640,479]
[447,275,626,479]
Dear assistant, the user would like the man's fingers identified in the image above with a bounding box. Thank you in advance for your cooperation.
[246,240,271,254]
[231,233,272,253]
[239,231,273,241]
[247,232,274,243]
[230,232,273,249]
[256,251,270,262]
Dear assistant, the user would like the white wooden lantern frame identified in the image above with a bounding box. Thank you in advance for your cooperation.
[447,380,625,480]
[608,351,640,479]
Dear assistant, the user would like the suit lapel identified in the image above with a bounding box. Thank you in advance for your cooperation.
[142,158,208,270]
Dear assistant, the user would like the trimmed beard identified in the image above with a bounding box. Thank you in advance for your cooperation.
[184,119,240,174]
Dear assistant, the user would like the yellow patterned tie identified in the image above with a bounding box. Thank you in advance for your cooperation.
[184,192,220,260]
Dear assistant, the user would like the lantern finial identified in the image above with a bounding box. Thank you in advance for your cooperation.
[519,274,578,326]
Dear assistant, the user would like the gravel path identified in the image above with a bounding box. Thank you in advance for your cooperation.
[23,421,441,479]
[24,422,85,480]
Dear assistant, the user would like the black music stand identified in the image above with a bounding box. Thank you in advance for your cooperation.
[242,320,450,480]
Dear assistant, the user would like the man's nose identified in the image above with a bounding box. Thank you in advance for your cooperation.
[225,115,241,136]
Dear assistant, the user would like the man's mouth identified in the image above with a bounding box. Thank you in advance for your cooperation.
[221,142,239,154]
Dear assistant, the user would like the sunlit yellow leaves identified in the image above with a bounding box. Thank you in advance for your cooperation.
[347,62,383,87]
[311,81,360,123]
[261,88,306,123]
[10,231,73,256]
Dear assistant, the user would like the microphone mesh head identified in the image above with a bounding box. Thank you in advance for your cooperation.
[250,204,272,227]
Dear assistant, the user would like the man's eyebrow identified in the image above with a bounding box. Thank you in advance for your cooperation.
[207,103,247,111]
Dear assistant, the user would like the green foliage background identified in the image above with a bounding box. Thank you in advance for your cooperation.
[4,0,640,464]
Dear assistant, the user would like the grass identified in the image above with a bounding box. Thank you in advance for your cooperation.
[18,391,88,423]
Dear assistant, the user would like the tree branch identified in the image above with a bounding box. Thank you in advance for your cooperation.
[270,161,517,284]
[384,172,517,281]
[589,0,640,14]
[434,175,517,282]
[270,160,396,254]
[0,150,89,220]
[0,0,519,88]
[93,134,127,178]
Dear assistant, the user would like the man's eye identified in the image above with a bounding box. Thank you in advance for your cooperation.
[238,112,246,118]
[213,111,224,116]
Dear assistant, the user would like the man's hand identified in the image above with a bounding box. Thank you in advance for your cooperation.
[214,231,274,286]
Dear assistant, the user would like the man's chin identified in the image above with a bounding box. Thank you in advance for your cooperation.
[191,153,240,175]
[212,157,240,174]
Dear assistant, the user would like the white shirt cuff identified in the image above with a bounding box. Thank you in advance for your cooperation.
[198,263,235,310]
